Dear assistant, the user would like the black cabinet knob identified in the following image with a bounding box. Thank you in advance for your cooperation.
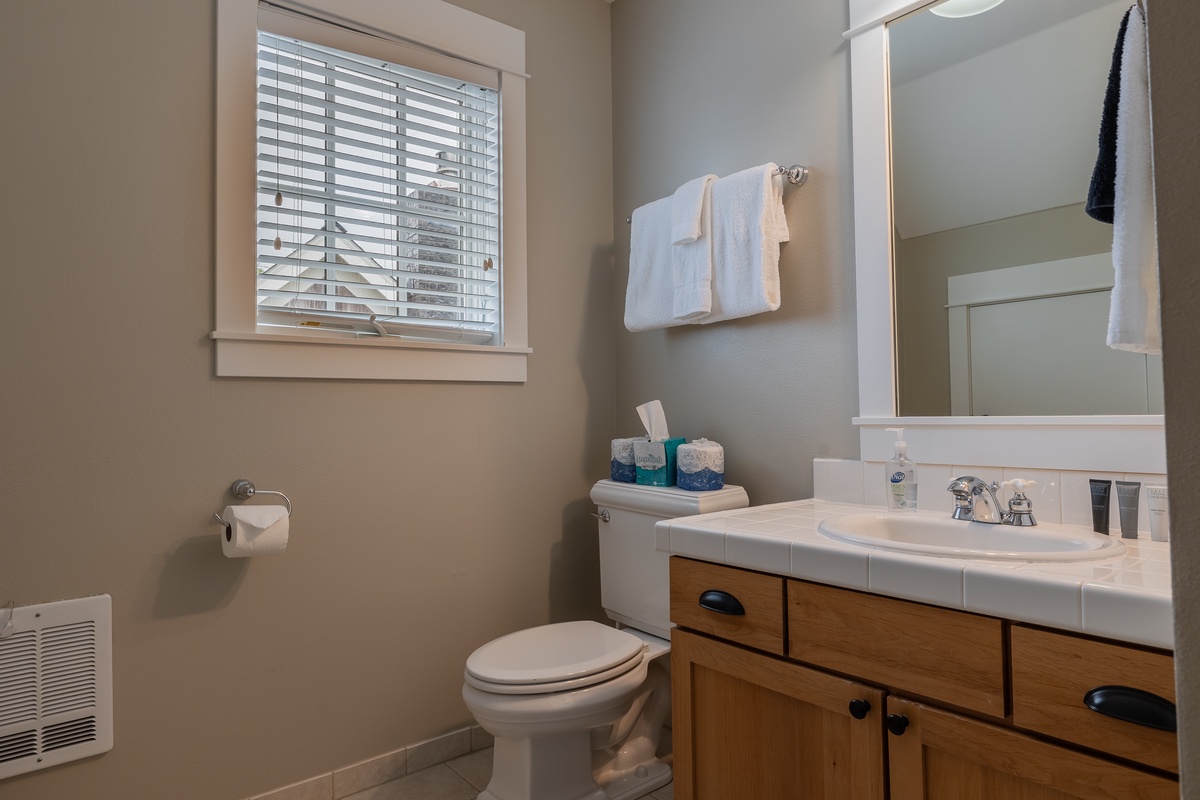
[698,590,746,616]
[886,713,910,736]
[848,699,871,720]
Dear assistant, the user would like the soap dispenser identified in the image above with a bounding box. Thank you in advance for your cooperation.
[885,427,918,511]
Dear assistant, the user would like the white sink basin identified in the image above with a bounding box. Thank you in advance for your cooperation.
[817,510,1126,562]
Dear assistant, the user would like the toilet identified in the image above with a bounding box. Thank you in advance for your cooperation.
[462,479,749,800]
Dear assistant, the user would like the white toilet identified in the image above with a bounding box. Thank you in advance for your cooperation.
[462,479,749,800]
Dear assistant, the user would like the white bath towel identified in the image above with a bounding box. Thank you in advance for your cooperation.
[701,164,789,325]
[1108,6,1160,354]
[625,196,685,332]
[671,174,717,321]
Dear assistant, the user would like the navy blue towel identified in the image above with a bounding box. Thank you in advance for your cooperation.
[1086,7,1132,224]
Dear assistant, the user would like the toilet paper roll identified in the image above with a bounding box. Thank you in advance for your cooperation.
[220,505,289,557]
[611,437,641,482]
[677,438,725,491]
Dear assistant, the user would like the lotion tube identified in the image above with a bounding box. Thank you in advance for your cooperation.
[1090,479,1111,535]
[1147,485,1170,542]
[1115,481,1141,540]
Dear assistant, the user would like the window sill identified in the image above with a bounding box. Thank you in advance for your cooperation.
[211,329,530,382]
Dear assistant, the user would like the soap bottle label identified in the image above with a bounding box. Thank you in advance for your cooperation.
[888,472,917,510]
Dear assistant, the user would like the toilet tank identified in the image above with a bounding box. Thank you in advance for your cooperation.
[590,480,749,640]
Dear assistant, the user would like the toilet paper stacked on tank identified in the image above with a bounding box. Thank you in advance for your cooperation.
[220,505,289,557]
[676,438,725,491]
[610,437,640,482]
[632,400,685,487]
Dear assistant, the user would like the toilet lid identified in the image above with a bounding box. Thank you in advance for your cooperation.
[465,620,646,687]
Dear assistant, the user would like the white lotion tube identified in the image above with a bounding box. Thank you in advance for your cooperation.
[1147,485,1170,542]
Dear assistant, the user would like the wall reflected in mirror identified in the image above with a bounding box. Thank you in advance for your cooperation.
[889,0,1163,416]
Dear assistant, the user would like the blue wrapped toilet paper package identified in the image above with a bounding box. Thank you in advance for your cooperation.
[610,437,639,482]
[676,438,725,491]
[634,437,686,486]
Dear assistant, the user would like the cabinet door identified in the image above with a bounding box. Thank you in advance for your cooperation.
[672,629,885,800]
[886,696,1179,800]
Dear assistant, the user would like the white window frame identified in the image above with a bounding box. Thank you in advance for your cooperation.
[214,0,529,382]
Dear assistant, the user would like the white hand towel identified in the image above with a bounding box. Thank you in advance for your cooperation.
[701,164,790,325]
[625,197,686,332]
[671,174,717,321]
[1108,6,1160,354]
[671,174,717,245]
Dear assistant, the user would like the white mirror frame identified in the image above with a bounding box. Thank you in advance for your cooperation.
[846,0,1165,473]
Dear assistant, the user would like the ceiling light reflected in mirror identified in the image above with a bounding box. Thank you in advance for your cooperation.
[930,0,1006,18]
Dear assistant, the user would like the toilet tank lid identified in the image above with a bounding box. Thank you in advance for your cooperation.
[590,480,749,517]
[465,621,644,686]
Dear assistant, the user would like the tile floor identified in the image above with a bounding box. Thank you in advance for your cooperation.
[341,747,674,800]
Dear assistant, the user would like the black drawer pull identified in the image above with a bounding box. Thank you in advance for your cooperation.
[698,590,745,616]
[1083,686,1177,732]
[848,699,871,720]
[886,714,910,736]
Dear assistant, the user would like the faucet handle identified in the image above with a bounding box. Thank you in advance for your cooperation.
[1001,479,1038,526]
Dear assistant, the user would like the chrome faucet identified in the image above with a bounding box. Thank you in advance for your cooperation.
[947,476,1003,523]
[947,476,1038,526]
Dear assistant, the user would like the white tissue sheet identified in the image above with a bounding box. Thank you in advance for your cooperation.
[220,505,289,557]
[635,400,670,441]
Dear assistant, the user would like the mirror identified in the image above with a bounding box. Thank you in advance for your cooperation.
[888,0,1164,417]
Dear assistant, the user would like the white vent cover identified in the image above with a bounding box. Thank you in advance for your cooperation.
[0,595,112,780]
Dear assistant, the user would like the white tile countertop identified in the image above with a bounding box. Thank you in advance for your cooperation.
[655,499,1174,650]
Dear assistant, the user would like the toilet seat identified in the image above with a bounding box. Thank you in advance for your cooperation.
[465,621,646,695]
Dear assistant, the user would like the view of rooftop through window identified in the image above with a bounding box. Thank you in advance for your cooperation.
[254,31,500,343]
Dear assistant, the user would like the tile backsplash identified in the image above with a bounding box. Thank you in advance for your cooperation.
[815,458,1167,538]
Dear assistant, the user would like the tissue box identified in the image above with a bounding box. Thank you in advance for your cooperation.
[634,437,685,486]
[676,438,725,491]
[610,437,639,482]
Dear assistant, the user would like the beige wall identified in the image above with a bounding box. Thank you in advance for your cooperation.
[895,203,1112,415]
[0,1,614,798]
[1150,2,1200,796]
[610,0,861,504]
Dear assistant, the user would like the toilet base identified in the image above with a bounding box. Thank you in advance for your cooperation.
[595,757,671,800]
[477,730,608,800]
[477,738,670,800]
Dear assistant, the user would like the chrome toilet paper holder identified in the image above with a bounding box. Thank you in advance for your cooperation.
[212,479,293,527]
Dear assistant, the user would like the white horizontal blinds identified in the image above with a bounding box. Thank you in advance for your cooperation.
[256,30,500,344]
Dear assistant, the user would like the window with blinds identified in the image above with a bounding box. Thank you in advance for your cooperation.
[255,30,501,345]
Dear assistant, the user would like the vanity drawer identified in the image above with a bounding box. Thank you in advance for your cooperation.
[670,558,786,655]
[1011,625,1177,773]
[787,580,1006,718]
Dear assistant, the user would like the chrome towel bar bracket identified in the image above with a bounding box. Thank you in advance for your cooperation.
[625,164,810,223]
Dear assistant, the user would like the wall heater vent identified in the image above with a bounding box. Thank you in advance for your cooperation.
[0,595,112,780]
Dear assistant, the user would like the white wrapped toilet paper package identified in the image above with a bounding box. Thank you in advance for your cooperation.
[220,505,289,557]
[611,437,640,482]
[676,438,725,491]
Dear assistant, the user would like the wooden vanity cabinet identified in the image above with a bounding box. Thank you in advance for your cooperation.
[668,557,1179,800]
[886,696,1178,800]
[671,628,886,800]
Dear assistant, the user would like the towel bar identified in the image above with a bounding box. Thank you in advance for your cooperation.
[625,164,808,223]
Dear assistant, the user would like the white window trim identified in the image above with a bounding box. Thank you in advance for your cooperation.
[214,0,529,382]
